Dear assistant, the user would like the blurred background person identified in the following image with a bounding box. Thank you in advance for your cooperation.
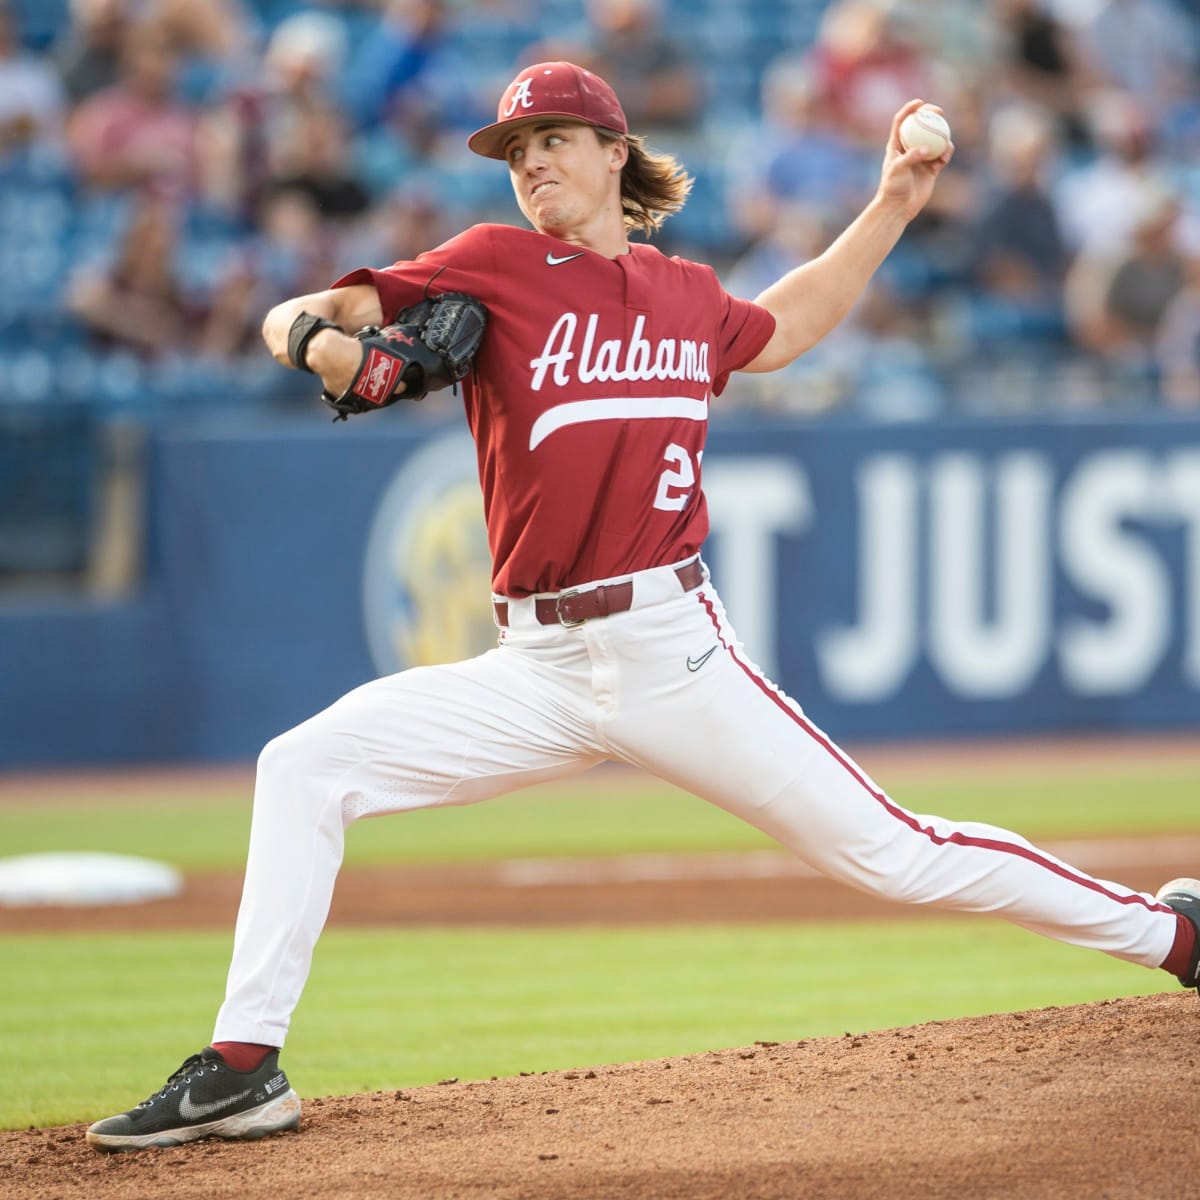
[990,0,1092,150]
[263,100,370,225]
[195,9,348,226]
[1153,253,1200,409]
[1066,0,1200,135]
[341,0,451,134]
[962,102,1070,365]
[1053,89,1186,258]
[1064,179,1193,390]
[808,0,947,149]
[65,194,199,359]
[197,185,343,363]
[51,0,131,104]
[724,53,872,249]
[65,18,197,200]
[0,0,67,167]
[576,0,702,133]
[525,0,702,138]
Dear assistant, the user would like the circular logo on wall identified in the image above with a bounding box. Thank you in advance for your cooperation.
[362,430,496,675]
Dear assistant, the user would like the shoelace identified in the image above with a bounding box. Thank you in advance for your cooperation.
[136,1053,210,1109]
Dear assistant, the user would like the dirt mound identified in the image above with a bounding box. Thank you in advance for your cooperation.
[5,992,1196,1200]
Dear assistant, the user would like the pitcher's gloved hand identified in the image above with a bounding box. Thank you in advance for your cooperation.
[317,293,488,421]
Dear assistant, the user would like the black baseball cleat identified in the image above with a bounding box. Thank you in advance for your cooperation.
[1155,877,1200,993]
[86,1047,301,1152]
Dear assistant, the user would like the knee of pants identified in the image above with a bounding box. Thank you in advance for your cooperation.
[256,718,359,812]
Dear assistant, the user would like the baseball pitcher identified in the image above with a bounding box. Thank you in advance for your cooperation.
[86,61,1200,1152]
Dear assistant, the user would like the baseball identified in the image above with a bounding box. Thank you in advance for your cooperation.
[899,106,951,157]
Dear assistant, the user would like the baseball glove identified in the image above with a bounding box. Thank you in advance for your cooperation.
[321,292,488,421]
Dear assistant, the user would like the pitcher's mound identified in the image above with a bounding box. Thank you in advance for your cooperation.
[5,990,1196,1199]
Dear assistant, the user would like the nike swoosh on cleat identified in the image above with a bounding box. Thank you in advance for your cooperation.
[686,646,718,672]
[178,1087,255,1122]
[545,252,585,266]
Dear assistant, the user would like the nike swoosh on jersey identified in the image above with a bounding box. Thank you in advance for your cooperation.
[178,1087,255,1122]
[545,251,585,266]
[686,646,718,672]
[529,395,708,450]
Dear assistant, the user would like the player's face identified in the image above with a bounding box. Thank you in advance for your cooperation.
[504,122,625,240]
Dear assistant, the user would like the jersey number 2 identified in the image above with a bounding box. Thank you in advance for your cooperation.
[654,443,697,512]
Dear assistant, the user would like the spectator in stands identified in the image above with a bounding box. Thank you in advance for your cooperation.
[1153,255,1200,408]
[723,199,945,419]
[1067,0,1199,134]
[580,0,701,133]
[56,0,254,107]
[264,100,370,225]
[195,10,349,225]
[340,183,450,275]
[965,102,1069,355]
[198,186,342,361]
[149,0,258,113]
[1053,89,1187,257]
[529,0,701,137]
[844,274,949,420]
[808,0,947,149]
[259,10,351,114]
[991,0,1092,150]
[340,0,449,132]
[723,199,863,414]
[0,0,67,166]
[338,0,487,192]
[65,19,197,200]
[65,194,200,358]
[1064,179,1192,376]
[724,54,871,247]
[148,0,255,63]
[52,0,130,104]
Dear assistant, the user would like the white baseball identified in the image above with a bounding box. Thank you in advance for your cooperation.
[899,106,951,157]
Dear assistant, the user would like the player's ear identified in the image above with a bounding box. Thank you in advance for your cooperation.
[600,130,628,172]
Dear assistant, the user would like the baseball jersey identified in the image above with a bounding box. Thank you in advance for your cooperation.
[333,224,776,596]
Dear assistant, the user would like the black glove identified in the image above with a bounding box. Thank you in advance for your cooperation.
[320,292,488,421]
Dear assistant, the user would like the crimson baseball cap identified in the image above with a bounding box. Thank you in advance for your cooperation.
[467,61,628,160]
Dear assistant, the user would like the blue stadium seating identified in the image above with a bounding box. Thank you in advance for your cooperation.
[6,0,69,51]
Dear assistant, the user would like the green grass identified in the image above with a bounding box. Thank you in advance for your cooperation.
[0,757,1194,1131]
[1,761,1197,870]
[0,921,1174,1130]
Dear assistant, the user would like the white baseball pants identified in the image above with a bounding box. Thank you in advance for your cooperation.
[214,558,1179,1047]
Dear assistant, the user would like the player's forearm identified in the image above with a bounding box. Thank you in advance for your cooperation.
[748,196,911,370]
[261,287,383,372]
[262,299,358,397]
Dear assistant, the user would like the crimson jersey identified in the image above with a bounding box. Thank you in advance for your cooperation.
[334,224,775,596]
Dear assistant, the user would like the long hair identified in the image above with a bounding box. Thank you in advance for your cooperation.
[597,130,694,236]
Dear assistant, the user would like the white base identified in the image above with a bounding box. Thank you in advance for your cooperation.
[0,852,182,906]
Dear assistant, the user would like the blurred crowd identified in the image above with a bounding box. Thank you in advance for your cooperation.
[4,0,1200,419]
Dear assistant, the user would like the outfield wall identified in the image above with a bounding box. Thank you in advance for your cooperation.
[2,412,1198,765]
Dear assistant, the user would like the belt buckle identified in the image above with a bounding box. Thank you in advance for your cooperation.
[554,588,586,627]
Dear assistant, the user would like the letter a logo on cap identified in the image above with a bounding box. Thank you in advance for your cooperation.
[467,61,629,160]
[503,78,534,118]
